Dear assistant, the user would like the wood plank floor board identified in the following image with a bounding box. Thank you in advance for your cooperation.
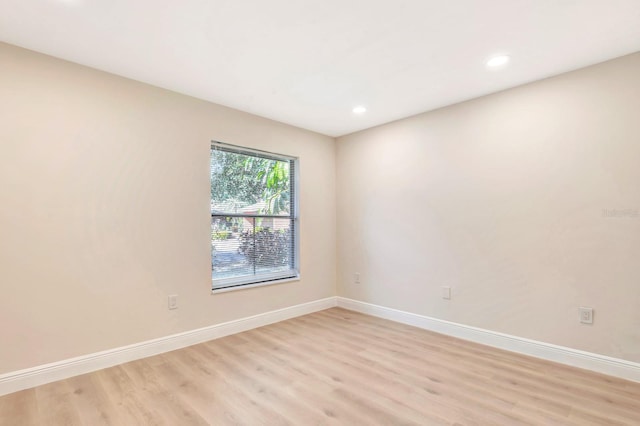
[329,311,640,424]
[281,313,556,422]
[92,365,168,425]
[239,330,432,425]
[354,341,577,419]
[249,328,446,424]
[259,321,526,424]
[155,348,245,424]
[0,388,38,426]
[318,310,640,416]
[64,373,117,426]
[36,379,84,425]
[1,307,639,425]
[180,345,293,426]
[205,340,329,425]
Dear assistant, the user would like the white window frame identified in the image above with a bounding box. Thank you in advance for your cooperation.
[210,141,299,292]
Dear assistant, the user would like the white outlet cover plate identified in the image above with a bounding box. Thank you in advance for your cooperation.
[168,295,178,310]
[579,307,593,324]
[442,286,451,300]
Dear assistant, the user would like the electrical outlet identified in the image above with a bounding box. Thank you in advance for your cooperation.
[168,294,178,310]
[579,307,593,324]
[354,273,360,284]
[442,286,451,300]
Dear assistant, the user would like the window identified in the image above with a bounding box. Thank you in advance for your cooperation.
[210,142,298,291]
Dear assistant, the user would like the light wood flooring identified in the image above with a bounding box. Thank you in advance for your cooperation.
[1,307,639,425]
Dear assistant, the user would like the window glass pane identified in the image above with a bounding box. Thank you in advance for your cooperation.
[211,217,296,286]
[211,144,297,290]
[252,218,294,274]
[210,148,291,216]
[211,216,252,281]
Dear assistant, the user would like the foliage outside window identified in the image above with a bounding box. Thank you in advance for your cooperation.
[210,142,298,290]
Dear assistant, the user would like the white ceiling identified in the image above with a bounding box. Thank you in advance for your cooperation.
[1,1,640,137]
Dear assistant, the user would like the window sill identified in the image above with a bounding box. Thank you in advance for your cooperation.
[211,275,300,294]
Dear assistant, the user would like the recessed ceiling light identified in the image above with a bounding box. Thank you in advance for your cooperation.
[485,54,510,69]
[352,106,367,114]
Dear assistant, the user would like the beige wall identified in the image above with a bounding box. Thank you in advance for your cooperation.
[337,53,640,362]
[0,42,336,374]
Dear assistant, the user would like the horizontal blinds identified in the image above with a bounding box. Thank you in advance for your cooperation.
[211,143,297,290]
[211,216,296,289]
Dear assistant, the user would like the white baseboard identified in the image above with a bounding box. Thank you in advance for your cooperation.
[3,295,637,397]
[336,297,640,383]
[0,297,337,397]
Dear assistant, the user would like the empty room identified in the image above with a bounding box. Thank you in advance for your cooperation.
[1,0,640,424]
